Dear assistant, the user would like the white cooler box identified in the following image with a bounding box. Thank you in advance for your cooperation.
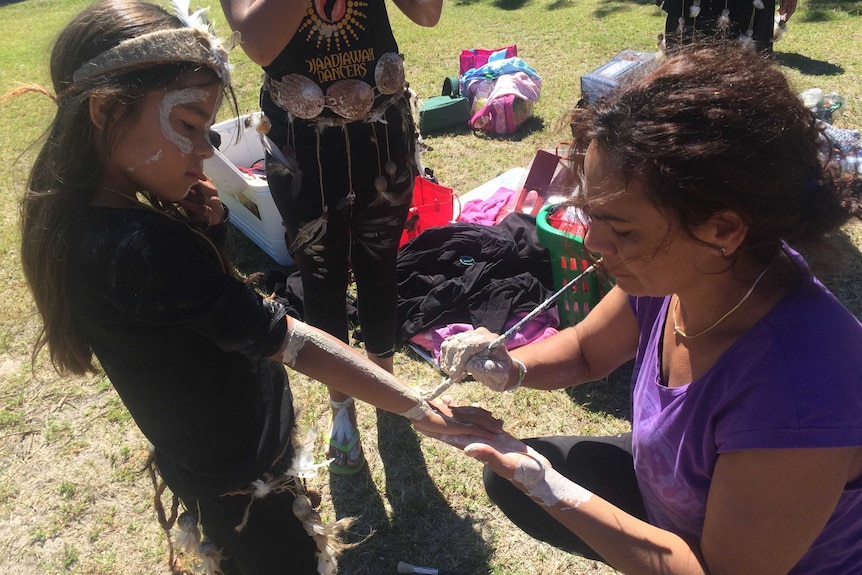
[580,50,660,105]
[203,114,293,266]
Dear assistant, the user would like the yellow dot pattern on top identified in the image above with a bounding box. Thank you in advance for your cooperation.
[298,0,369,52]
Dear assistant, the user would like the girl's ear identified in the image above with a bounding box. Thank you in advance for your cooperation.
[703,210,748,257]
[88,93,112,131]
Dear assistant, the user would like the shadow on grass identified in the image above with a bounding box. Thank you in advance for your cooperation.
[226,227,294,278]
[774,52,844,76]
[802,0,862,18]
[454,0,656,13]
[421,123,473,138]
[566,360,633,423]
[466,115,546,142]
[422,115,545,142]
[329,410,494,575]
[593,0,658,18]
[803,226,862,319]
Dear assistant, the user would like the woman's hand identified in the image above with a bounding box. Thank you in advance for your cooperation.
[439,328,514,391]
[180,174,226,226]
[436,429,551,479]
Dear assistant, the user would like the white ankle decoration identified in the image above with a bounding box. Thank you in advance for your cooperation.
[329,397,354,409]
[329,397,355,447]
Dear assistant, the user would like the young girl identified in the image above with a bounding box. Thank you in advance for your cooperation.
[18,1,497,573]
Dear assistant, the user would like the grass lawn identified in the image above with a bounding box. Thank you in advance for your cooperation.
[0,0,860,574]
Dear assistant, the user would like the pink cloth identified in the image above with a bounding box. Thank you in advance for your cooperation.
[458,186,516,226]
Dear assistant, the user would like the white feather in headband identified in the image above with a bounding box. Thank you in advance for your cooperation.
[72,1,234,84]
[170,0,211,33]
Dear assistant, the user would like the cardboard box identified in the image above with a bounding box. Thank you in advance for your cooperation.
[203,115,293,266]
[580,50,660,105]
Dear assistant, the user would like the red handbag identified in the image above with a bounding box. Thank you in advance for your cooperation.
[399,175,460,248]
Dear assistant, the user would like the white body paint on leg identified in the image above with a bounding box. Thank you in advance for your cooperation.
[512,458,593,510]
[159,88,208,154]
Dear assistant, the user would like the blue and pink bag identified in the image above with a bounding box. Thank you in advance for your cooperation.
[468,71,542,136]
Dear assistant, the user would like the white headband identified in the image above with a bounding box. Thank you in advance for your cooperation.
[72,1,232,85]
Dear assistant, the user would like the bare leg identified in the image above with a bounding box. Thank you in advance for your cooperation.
[326,352,392,475]
[367,353,394,374]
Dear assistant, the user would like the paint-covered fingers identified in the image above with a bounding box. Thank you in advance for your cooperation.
[464,356,512,391]
[439,328,512,390]
[439,328,497,379]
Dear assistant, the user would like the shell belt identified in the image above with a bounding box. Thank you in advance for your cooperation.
[267,51,405,125]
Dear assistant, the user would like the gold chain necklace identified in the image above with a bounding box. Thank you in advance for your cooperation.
[672,259,776,339]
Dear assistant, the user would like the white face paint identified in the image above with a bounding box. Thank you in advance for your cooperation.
[512,459,593,510]
[159,88,208,154]
[145,149,163,164]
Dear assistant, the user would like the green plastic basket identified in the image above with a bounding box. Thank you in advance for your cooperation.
[536,203,613,327]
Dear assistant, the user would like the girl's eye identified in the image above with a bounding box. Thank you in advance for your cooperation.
[611,227,632,238]
[182,122,197,132]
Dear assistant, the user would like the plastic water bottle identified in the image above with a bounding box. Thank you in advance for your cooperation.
[837,149,862,176]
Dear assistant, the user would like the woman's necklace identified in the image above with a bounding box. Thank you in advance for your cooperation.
[672,259,776,339]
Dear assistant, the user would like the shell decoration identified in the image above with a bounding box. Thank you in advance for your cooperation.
[276,74,325,119]
[374,52,405,95]
[326,80,375,121]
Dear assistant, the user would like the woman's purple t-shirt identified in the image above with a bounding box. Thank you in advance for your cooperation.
[629,247,862,573]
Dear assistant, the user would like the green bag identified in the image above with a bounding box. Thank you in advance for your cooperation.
[418,77,470,134]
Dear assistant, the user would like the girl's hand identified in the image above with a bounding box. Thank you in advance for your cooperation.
[429,395,504,433]
[778,0,797,20]
[181,174,226,226]
[410,398,504,442]
[439,328,514,391]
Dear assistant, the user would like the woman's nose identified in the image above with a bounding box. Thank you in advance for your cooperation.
[584,223,614,256]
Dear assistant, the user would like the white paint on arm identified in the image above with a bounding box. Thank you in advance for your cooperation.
[280,318,308,367]
[511,455,593,510]
[279,319,426,408]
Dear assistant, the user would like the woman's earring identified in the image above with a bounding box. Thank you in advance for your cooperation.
[719,246,726,256]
